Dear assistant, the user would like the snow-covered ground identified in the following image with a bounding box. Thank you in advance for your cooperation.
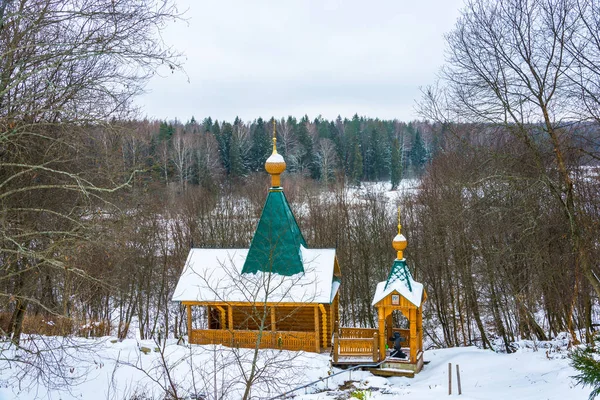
[0,335,588,400]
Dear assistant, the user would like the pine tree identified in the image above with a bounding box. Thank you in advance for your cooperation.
[571,344,600,400]
[390,137,402,190]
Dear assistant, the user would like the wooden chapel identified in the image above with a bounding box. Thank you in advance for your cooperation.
[172,122,341,353]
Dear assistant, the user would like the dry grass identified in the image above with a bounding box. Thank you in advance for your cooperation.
[0,313,111,337]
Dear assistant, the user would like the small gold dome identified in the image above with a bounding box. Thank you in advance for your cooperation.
[265,134,286,187]
[392,233,407,252]
[393,206,407,259]
[265,150,286,176]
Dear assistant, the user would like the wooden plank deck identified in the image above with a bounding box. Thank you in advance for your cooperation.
[333,350,425,378]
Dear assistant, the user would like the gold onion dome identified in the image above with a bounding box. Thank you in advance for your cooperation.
[392,207,407,259]
[265,121,286,187]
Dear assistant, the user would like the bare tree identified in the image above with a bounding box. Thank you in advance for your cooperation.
[418,0,600,341]
[0,0,181,387]
[171,128,195,189]
[317,138,338,186]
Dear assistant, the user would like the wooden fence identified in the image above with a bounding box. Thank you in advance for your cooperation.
[339,327,378,338]
[333,332,379,362]
[189,329,317,352]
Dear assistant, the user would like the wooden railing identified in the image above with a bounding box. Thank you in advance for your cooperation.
[339,327,378,338]
[190,329,317,352]
[333,332,379,362]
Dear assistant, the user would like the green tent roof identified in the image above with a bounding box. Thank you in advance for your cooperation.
[384,259,413,292]
[242,188,307,276]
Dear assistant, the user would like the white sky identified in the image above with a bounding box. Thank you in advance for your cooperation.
[137,0,465,123]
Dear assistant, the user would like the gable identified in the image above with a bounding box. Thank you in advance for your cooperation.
[372,258,425,307]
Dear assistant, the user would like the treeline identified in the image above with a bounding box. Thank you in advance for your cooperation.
[3,118,599,355]
[125,115,437,190]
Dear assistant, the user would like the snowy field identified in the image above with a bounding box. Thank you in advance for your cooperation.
[0,335,589,400]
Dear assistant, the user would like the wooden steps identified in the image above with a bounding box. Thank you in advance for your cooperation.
[369,367,415,378]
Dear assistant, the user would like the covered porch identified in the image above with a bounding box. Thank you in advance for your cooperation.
[184,299,338,353]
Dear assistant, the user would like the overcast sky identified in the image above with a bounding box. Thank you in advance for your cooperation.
[136,0,465,123]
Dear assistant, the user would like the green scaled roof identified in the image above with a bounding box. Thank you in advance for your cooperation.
[384,259,413,292]
[242,188,307,276]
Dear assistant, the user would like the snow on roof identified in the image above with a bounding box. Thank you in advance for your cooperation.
[371,274,424,307]
[172,245,337,304]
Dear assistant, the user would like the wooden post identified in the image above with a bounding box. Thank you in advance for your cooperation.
[270,307,276,332]
[314,305,320,353]
[186,304,192,341]
[329,301,334,341]
[378,306,386,361]
[385,312,393,347]
[448,362,452,395]
[410,308,417,363]
[372,332,379,362]
[207,305,211,329]
[319,304,327,347]
[456,364,462,395]
[417,307,423,354]
[333,332,339,362]
[227,305,233,330]
[227,305,234,347]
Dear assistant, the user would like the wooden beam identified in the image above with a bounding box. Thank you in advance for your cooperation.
[378,306,386,361]
[182,301,321,307]
[417,307,423,353]
[319,304,328,347]
[372,331,379,362]
[329,299,334,339]
[207,305,212,329]
[228,305,233,331]
[385,313,393,348]
[270,307,276,332]
[314,305,320,353]
[186,304,192,341]
[333,332,339,362]
[215,305,226,330]
[410,308,417,363]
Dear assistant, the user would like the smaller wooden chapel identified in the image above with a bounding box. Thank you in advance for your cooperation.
[331,211,427,376]
[172,124,341,353]
[372,211,427,373]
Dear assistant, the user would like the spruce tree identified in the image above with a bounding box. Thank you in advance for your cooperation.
[352,142,363,186]
[297,116,318,178]
[202,117,213,133]
[228,127,244,178]
[220,122,234,173]
[410,129,427,175]
[249,118,270,172]
[390,137,402,190]
[211,121,228,171]
[158,121,174,142]
[346,114,361,177]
